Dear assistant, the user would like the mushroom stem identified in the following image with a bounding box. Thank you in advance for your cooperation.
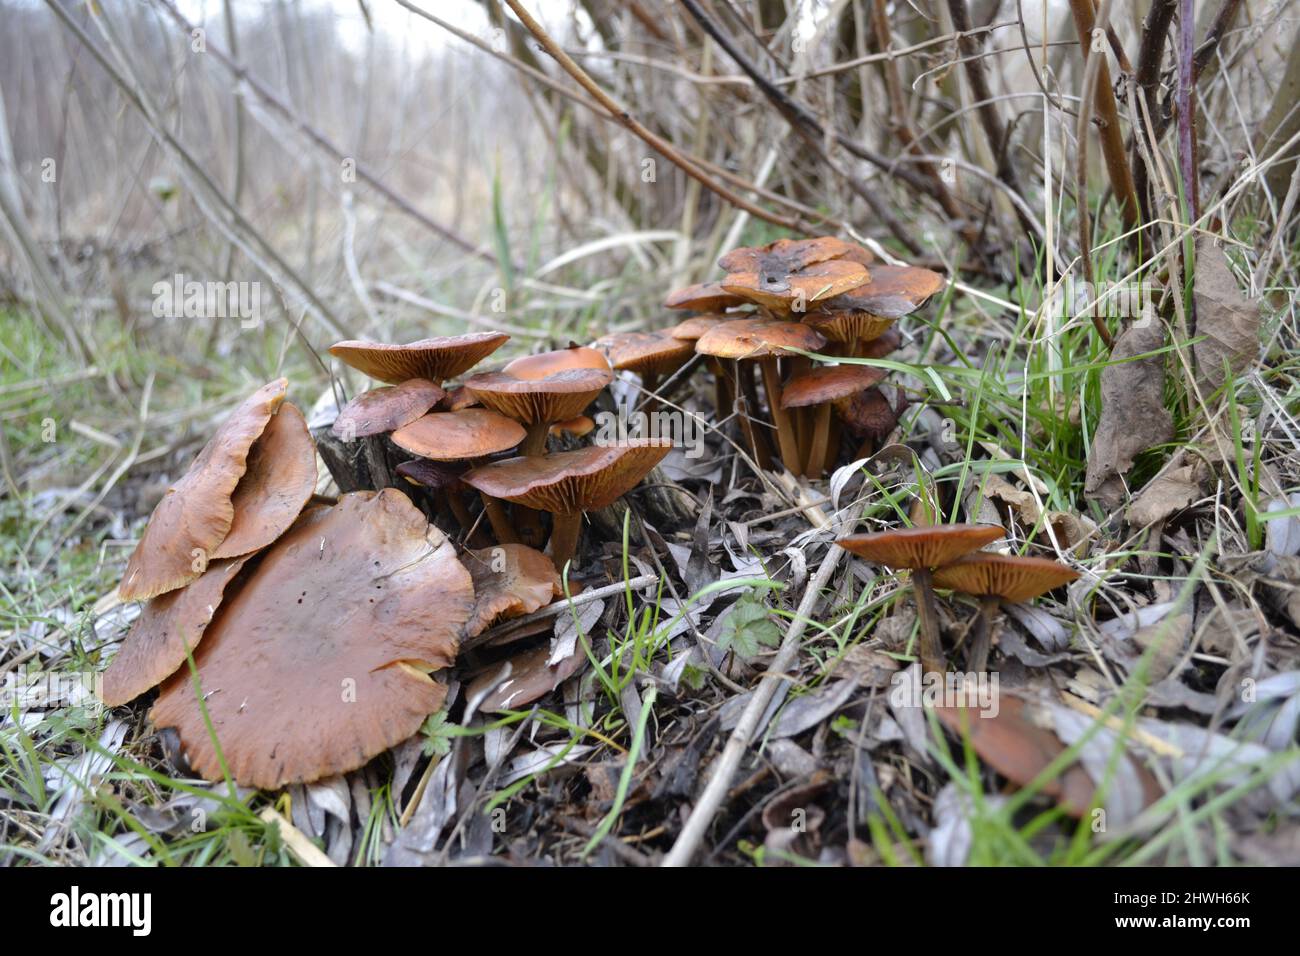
[759,357,801,472]
[520,421,551,457]
[479,493,519,545]
[821,412,841,473]
[967,595,1001,672]
[548,512,582,572]
[641,371,662,413]
[911,567,946,677]
[804,402,833,478]
[707,357,732,421]
[735,361,771,470]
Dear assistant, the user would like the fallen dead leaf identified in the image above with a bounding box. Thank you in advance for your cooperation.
[1193,237,1261,394]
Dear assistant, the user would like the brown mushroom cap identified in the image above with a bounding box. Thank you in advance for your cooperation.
[665,281,747,312]
[723,260,871,312]
[463,544,562,638]
[101,556,250,707]
[668,314,727,341]
[932,553,1080,603]
[328,332,509,385]
[592,331,695,377]
[330,379,445,440]
[718,236,866,274]
[119,378,287,602]
[395,458,464,492]
[462,440,672,514]
[817,264,945,319]
[862,326,903,358]
[802,309,897,345]
[836,524,1004,569]
[550,415,596,439]
[694,318,826,361]
[150,489,473,789]
[210,403,317,560]
[465,349,613,426]
[468,641,586,712]
[835,386,900,440]
[390,408,526,461]
[781,364,887,409]
[439,384,481,412]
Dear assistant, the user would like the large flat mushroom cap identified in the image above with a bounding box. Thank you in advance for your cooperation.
[462,440,672,514]
[781,364,887,408]
[817,264,945,320]
[465,367,613,426]
[101,556,249,707]
[592,331,694,376]
[150,489,473,790]
[694,318,826,360]
[836,524,1004,570]
[723,260,871,312]
[210,403,318,560]
[328,332,510,385]
[390,408,526,461]
[119,378,287,602]
[718,236,865,274]
[330,379,445,440]
[463,544,562,638]
[665,281,747,312]
[933,553,1080,603]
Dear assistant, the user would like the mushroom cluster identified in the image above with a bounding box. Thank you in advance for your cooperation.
[103,326,673,788]
[838,525,1079,675]
[655,236,945,477]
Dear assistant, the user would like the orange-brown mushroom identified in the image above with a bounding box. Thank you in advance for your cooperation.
[330,378,445,440]
[780,364,887,477]
[119,378,287,602]
[150,489,473,789]
[462,544,562,638]
[462,439,672,570]
[665,281,747,312]
[933,553,1080,671]
[466,641,586,712]
[328,332,509,385]
[101,556,250,707]
[465,346,613,457]
[806,264,944,355]
[837,524,1004,675]
[592,330,695,407]
[723,259,871,314]
[550,415,596,440]
[717,236,870,275]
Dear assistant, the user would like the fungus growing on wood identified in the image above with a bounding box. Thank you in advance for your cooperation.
[933,553,1080,671]
[150,489,472,789]
[328,332,509,385]
[462,439,672,570]
[836,524,1004,675]
[119,378,287,602]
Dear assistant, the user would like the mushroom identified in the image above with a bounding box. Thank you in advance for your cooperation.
[838,385,906,460]
[464,346,614,457]
[836,524,1004,675]
[119,378,287,601]
[669,315,730,418]
[462,439,672,571]
[550,415,596,441]
[780,364,887,478]
[390,408,527,544]
[717,236,872,275]
[330,378,445,440]
[665,281,747,312]
[328,331,509,385]
[462,544,562,638]
[150,489,473,789]
[932,553,1080,671]
[804,264,944,356]
[695,318,826,472]
[718,237,873,315]
[591,330,694,405]
[394,457,482,541]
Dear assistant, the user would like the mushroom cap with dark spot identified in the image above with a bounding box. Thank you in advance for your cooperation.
[592,331,694,376]
[150,489,473,790]
[694,318,826,361]
[781,365,887,409]
[210,403,318,560]
[119,378,287,602]
[329,332,509,385]
[817,264,945,320]
[932,553,1080,603]
[836,524,1004,570]
[101,556,250,707]
[462,440,672,514]
[723,259,871,312]
[390,408,526,461]
[665,281,747,312]
[718,236,867,274]
[463,544,562,637]
[330,379,444,440]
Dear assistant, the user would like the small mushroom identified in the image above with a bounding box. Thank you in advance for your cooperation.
[550,415,596,440]
[465,346,614,456]
[120,378,287,601]
[665,281,747,312]
[592,330,695,407]
[150,489,473,789]
[330,378,445,440]
[328,332,509,385]
[805,264,944,356]
[781,364,887,477]
[837,524,1004,675]
[932,553,1080,671]
[462,544,562,638]
[462,439,672,570]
